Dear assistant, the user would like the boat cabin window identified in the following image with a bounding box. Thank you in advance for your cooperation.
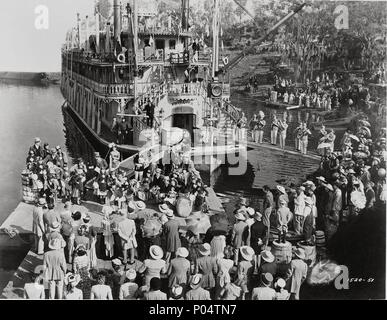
[169,40,176,50]
[156,39,165,50]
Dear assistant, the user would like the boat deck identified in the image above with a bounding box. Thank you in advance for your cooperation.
[0,186,225,299]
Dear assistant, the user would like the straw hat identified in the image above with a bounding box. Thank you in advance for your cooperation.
[275,278,286,289]
[48,238,62,250]
[38,198,47,206]
[261,273,273,287]
[135,201,146,210]
[34,137,41,143]
[50,221,61,231]
[190,274,203,289]
[261,250,275,263]
[176,247,189,258]
[149,245,164,260]
[316,176,326,183]
[159,203,171,214]
[294,248,306,260]
[165,209,175,219]
[112,258,122,266]
[235,211,246,221]
[125,269,137,281]
[170,285,184,299]
[254,211,263,220]
[347,168,356,174]
[240,246,255,261]
[276,185,286,194]
[64,273,81,286]
[198,243,211,256]
[34,265,44,275]
[246,207,255,217]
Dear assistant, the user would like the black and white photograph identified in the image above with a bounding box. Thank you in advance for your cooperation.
[0,0,386,306]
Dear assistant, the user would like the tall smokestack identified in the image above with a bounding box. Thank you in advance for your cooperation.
[95,2,100,53]
[181,0,189,31]
[85,15,90,51]
[113,0,121,50]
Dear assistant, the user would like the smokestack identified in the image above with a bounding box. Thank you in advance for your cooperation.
[113,0,121,48]
[95,4,100,53]
[181,0,189,31]
[85,15,90,51]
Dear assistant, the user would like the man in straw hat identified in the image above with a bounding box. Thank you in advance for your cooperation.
[231,211,249,265]
[185,274,211,300]
[163,209,184,264]
[167,247,190,288]
[259,250,277,278]
[293,186,306,235]
[32,198,47,255]
[262,185,274,229]
[276,198,292,243]
[23,265,46,299]
[118,212,137,265]
[43,238,67,299]
[119,269,138,300]
[251,273,276,300]
[249,211,267,271]
[285,247,308,300]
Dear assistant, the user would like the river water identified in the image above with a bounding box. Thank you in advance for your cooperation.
[0,82,383,299]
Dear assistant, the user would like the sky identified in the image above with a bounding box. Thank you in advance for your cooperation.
[0,0,95,72]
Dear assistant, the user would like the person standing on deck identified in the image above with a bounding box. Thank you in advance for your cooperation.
[29,137,44,158]
[256,111,266,144]
[293,186,306,235]
[278,118,288,150]
[271,114,280,145]
[237,112,248,144]
[250,114,259,143]
[23,266,45,300]
[43,238,67,300]
[299,122,312,155]
[117,212,137,265]
[231,212,249,266]
[163,209,183,264]
[294,123,302,151]
[285,248,308,300]
[33,198,47,255]
[262,185,274,230]
[109,144,121,172]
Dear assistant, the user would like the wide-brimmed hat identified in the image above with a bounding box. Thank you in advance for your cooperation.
[34,137,41,143]
[112,258,122,266]
[171,284,184,299]
[159,203,171,214]
[38,198,47,206]
[135,201,146,210]
[254,211,263,220]
[261,273,273,287]
[64,273,81,286]
[48,238,62,250]
[82,214,91,222]
[190,274,203,289]
[316,176,326,183]
[276,185,286,194]
[176,247,189,258]
[275,278,286,289]
[198,243,211,256]
[149,245,164,260]
[240,246,255,261]
[324,183,334,192]
[294,248,306,260]
[165,209,174,219]
[125,269,137,281]
[261,250,275,263]
[34,265,44,275]
[246,207,255,217]
[50,221,61,231]
[298,186,306,191]
[347,169,356,174]
[235,211,246,221]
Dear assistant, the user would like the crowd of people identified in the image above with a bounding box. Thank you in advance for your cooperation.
[267,72,376,115]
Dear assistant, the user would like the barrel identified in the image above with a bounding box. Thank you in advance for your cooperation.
[270,91,278,103]
[176,196,192,218]
[22,186,39,204]
[297,241,316,266]
[315,230,326,248]
[271,241,292,264]
[21,171,30,187]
